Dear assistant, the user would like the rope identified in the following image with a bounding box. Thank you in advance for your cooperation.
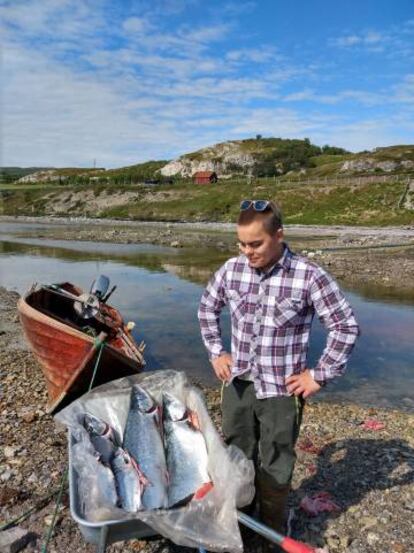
[0,489,60,532]
[40,468,68,553]
[89,337,106,392]
[39,338,106,553]
[220,380,226,404]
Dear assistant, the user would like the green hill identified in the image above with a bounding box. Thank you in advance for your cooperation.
[0,167,53,183]
[1,139,413,227]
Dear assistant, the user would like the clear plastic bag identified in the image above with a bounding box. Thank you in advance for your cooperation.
[55,370,255,552]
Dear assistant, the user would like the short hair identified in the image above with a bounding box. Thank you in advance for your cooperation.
[237,201,283,236]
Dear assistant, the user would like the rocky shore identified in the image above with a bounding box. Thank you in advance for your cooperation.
[1,286,413,553]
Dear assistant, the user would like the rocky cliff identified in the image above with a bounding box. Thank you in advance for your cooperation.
[160,140,414,178]
[340,158,414,173]
[160,140,258,177]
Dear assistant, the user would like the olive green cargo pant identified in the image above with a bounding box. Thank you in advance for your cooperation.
[222,378,304,549]
[222,377,304,487]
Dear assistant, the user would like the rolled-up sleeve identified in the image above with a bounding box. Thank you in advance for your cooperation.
[309,267,360,382]
[198,264,228,359]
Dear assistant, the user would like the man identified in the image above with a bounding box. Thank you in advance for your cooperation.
[198,200,359,547]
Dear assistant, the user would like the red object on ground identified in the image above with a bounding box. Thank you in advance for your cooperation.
[306,463,317,474]
[300,492,340,516]
[297,439,322,455]
[361,419,385,431]
[281,536,317,552]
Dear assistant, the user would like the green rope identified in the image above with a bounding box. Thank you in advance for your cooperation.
[40,339,106,553]
[0,489,60,532]
[40,468,68,553]
[89,338,106,392]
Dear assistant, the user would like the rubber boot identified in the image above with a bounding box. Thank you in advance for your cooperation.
[257,470,290,553]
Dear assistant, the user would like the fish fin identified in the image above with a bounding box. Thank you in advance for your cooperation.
[169,494,194,508]
[192,481,214,500]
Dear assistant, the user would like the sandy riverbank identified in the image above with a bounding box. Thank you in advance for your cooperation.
[1,287,413,553]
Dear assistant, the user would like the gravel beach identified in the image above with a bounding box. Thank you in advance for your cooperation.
[1,286,413,553]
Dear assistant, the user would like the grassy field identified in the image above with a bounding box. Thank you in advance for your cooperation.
[1,177,413,226]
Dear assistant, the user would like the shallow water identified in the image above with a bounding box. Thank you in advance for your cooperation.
[1,222,413,411]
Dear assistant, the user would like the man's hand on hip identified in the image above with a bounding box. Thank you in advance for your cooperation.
[285,369,321,398]
[211,352,232,382]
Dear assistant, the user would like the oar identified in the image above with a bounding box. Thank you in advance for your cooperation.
[237,511,317,553]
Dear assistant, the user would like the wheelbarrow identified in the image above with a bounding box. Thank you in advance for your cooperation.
[69,436,316,553]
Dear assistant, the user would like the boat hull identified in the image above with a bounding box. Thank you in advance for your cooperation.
[18,283,145,413]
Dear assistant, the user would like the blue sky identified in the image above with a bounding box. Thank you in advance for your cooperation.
[2,0,414,168]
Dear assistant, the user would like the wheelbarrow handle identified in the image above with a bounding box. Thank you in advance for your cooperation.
[237,511,316,553]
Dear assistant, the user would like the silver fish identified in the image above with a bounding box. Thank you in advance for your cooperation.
[91,451,119,509]
[123,385,168,509]
[83,412,118,465]
[111,447,145,512]
[162,392,212,507]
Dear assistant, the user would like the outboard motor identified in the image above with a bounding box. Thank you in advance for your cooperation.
[74,275,114,319]
[90,275,110,300]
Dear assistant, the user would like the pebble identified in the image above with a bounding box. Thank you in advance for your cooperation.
[359,515,378,529]
[3,446,17,459]
[27,472,38,483]
[0,526,35,553]
[339,535,351,548]
[1,469,13,482]
[366,532,380,545]
[21,412,37,423]
[44,514,62,527]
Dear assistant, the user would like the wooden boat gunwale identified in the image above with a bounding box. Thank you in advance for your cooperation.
[18,293,96,344]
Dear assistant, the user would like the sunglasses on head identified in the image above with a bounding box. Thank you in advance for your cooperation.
[240,199,270,212]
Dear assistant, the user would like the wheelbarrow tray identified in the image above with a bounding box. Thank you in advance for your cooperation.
[68,433,157,547]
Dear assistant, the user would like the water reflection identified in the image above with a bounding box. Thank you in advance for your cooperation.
[0,233,413,411]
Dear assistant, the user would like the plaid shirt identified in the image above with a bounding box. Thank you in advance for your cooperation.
[198,245,359,398]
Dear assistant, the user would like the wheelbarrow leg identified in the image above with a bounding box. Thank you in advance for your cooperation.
[97,525,109,553]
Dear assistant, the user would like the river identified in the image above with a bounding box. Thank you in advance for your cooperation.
[0,221,413,411]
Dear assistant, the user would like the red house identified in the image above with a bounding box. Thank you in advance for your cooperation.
[192,171,218,184]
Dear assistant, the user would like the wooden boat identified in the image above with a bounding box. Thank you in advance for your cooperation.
[18,279,145,413]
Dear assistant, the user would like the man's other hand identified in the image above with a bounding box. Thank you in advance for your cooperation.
[211,352,232,382]
[285,369,321,398]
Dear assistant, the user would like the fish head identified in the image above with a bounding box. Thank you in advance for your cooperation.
[162,392,187,422]
[84,412,108,436]
[130,384,155,413]
[112,447,132,469]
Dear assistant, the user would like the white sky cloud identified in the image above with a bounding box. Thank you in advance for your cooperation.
[1,1,413,167]
[331,19,414,57]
